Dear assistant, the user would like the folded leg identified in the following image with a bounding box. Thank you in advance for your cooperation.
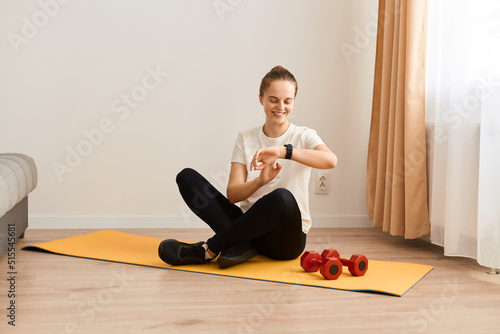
[207,188,306,260]
[176,168,243,233]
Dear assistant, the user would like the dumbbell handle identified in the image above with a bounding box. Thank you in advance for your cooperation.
[323,249,367,267]
[338,258,350,266]
[308,257,323,268]
[323,256,359,267]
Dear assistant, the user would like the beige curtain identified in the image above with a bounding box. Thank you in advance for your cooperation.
[367,0,430,239]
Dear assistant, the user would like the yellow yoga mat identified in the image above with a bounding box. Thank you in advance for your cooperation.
[22,230,433,297]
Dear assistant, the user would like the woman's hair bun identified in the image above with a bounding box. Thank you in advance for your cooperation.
[260,65,298,97]
[270,65,288,72]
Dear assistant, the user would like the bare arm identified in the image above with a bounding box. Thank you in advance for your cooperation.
[228,144,337,204]
[227,163,258,204]
[227,160,283,204]
[288,144,337,169]
[251,144,337,171]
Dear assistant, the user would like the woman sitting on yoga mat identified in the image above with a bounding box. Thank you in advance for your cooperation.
[158,65,337,269]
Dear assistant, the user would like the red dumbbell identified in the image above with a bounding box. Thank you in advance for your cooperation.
[300,250,342,280]
[324,249,369,276]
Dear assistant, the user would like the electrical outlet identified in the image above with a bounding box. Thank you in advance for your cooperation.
[315,172,330,194]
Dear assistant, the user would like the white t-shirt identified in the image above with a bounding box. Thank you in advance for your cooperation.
[231,123,325,234]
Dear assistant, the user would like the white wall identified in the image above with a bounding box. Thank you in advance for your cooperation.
[0,0,378,228]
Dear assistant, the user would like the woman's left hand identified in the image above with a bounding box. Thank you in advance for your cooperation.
[250,146,284,171]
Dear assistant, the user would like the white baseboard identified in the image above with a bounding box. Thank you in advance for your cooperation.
[28,215,207,229]
[311,215,372,228]
[28,215,373,229]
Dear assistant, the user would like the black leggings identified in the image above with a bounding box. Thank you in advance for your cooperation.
[176,168,306,260]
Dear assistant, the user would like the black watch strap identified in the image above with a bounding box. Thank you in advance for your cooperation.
[284,144,293,160]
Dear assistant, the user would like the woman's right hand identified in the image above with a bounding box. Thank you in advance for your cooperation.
[226,157,282,204]
[257,161,282,186]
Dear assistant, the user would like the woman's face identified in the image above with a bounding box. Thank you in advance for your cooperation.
[259,80,296,128]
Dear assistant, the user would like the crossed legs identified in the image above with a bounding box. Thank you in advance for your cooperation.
[158,168,306,267]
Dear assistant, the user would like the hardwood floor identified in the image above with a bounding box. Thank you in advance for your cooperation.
[1,228,499,333]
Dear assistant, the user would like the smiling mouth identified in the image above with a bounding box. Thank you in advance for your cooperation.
[273,111,286,116]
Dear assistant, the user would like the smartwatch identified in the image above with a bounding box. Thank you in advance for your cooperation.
[284,144,293,160]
